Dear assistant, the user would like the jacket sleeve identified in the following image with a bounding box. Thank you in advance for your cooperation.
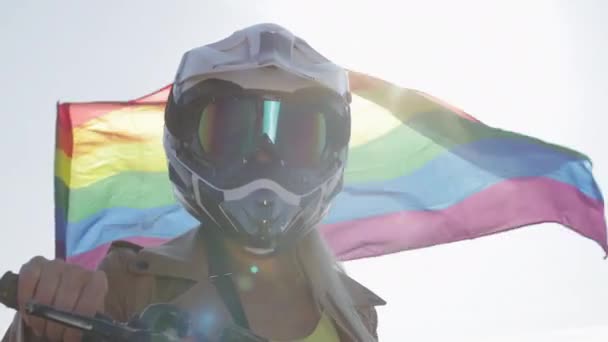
[1,313,46,342]
[2,244,150,342]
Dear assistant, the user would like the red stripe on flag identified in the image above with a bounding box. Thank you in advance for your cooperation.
[57,103,74,157]
[133,84,171,104]
[416,90,480,122]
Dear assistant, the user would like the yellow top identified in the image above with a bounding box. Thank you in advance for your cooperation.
[273,313,340,342]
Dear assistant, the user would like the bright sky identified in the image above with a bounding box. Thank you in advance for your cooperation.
[1,1,607,341]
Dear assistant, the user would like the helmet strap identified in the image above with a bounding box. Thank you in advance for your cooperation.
[204,228,250,329]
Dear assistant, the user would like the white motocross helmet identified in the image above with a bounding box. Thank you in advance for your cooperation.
[164,23,351,252]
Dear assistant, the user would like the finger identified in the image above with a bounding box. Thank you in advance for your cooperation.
[46,265,88,341]
[30,260,63,340]
[63,271,108,342]
[18,256,46,334]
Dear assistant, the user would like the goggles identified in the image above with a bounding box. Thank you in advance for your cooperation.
[168,80,350,192]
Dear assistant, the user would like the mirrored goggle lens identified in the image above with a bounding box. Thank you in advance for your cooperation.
[197,97,329,167]
[198,97,257,161]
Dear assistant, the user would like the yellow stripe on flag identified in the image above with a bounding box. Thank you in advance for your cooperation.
[58,95,408,188]
[349,94,401,147]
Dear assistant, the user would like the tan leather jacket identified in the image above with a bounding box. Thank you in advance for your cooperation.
[3,228,385,341]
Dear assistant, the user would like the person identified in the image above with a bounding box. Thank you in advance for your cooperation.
[3,23,385,342]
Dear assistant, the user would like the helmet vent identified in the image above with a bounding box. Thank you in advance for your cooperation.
[257,31,293,64]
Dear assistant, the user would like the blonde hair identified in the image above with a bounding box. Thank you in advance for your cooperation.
[295,229,376,342]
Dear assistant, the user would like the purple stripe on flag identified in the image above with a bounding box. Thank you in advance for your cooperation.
[323,177,607,261]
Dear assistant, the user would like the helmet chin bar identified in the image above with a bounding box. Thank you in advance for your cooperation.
[218,186,300,248]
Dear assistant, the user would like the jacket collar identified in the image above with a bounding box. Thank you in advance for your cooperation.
[128,226,386,308]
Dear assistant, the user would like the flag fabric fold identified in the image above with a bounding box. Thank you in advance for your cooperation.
[54,71,607,269]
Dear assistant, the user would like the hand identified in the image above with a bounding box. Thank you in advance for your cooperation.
[18,256,108,342]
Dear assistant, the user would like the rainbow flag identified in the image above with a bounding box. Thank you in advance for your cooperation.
[55,71,607,269]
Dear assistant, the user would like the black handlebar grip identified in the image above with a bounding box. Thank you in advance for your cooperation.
[0,271,19,310]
